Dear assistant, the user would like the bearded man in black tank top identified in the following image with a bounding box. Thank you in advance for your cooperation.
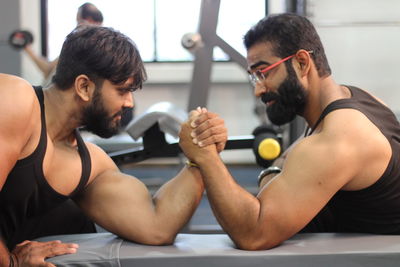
[179,13,400,250]
[0,26,227,266]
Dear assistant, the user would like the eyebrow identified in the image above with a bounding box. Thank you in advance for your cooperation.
[118,84,137,92]
[248,60,271,73]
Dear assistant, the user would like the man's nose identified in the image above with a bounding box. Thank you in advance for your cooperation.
[254,82,267,97]
[124,92,134,108]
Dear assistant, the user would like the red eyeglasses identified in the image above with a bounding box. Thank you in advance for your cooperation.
[249,50,313,87]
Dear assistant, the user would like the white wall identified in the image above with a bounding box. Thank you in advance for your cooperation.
[20,0,43,85]
[308,0,400,114]
[18,0,250,86]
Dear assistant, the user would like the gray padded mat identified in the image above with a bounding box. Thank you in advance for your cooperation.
[37,233,122,267]
[38,233,400,267]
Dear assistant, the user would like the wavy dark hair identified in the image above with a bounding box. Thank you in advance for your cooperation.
[53,26,147,90]
[244,13,331,77]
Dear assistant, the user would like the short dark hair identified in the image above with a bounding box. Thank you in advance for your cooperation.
[78,2,103,23]
[244,13,331,77]
[53,26,147,90]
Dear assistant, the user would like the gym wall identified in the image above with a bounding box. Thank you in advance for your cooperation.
[309,0,400,116]
[0,0,21,76]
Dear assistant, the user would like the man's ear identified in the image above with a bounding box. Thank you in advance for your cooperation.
[295,50,312,77]
[74,74,95,102]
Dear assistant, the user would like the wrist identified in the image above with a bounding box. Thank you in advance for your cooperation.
[193,150,219,167]
[185,159,199,168]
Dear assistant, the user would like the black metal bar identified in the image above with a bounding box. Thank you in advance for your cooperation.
[187,0,221,111]
[109,135,255,165]
[40,0,48,57]
[214,36,247,70]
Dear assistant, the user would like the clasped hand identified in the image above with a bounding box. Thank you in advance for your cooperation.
[179,107,227,161]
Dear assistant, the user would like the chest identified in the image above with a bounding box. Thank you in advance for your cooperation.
[43,135,89,196]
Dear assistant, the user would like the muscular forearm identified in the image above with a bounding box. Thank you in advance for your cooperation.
[152,166,204,241]
[196,153,264,249]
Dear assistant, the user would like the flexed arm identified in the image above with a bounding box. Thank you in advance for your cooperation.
[78,164,203,245]
[76,109,227,245]
[178,110,368,250]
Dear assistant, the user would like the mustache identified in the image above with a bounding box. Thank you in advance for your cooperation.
[112,107,132,119]
[261,92,279,104]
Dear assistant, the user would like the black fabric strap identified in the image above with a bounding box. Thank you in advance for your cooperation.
[70,129,92,197]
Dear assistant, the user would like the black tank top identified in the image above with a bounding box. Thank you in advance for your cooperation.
[0,86,91,247]
[305,86,400,234]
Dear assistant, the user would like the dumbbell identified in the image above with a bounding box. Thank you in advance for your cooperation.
[252,125,282,168]
[9,30,34,50]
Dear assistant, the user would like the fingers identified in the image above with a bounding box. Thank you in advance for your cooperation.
[216,141,226,153]
[189,110,227,149]
[189,107,209,128]
[189,106,206,121]
[190,116,227,137]
[192,125,227,147]
[16,240,31,247]
[40,241,78,257]
[13,240,79,267]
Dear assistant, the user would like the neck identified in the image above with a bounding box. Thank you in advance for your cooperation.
[302,75,350,131]
[43,85,83,143]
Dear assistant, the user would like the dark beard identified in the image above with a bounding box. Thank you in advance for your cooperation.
[81,90,122,138]
[262,64,307,126]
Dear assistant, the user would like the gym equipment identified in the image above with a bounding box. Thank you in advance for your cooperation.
[109,102,279,166]
[181,32,203,54]
[39,232,400,266]
[252,125,282,167]
[8,30,33,49]
[109,102,186,164]
[183,0,247,112]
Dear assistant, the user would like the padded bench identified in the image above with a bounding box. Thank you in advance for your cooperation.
[37,232,400,267]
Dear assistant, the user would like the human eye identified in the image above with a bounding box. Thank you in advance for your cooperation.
[255,70,265,80]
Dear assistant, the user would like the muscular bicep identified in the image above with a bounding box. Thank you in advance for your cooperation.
[76,170,158,243]
[256,135,356,243]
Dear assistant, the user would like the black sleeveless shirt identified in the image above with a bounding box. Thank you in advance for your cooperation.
[0,86,92,247]
[304,86,400,234]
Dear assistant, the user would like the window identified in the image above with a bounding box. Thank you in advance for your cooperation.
[46,0,266,62]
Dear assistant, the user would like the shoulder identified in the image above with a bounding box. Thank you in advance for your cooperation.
[288,109,377,169]
[297,108,391,184]
[348,86,389,108]
[322,108,387,149]
[83,141,119,183]
[0,73,38,112]
[0,74,38,132]
[0,73,35,93]
[79,141,146,195]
